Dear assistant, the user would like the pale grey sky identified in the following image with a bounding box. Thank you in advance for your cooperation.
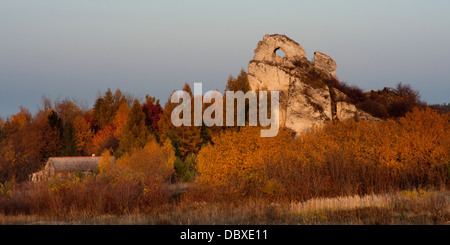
[1,0,449,118]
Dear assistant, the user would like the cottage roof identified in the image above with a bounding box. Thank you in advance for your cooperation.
[46,157,102,172]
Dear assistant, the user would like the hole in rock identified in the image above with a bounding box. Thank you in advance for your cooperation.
[274,48,286,58]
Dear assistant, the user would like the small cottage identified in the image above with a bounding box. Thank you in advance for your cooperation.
[31,156,103,182]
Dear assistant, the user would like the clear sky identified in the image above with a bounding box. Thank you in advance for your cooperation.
[1,0,449,118]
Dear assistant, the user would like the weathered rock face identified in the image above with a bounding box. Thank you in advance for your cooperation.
[252,34,306,66]
[248,34,378,135]
[285,78,333,133]
[314,51,337,80]
[248,34,306,92]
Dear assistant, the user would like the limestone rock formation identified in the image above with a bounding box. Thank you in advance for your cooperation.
[313,51,337,80]
[247,34,378,135]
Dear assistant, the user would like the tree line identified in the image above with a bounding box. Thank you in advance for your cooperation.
[0,69,447,183]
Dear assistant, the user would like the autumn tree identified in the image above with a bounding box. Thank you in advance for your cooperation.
[196,107,449,200]
[159,83,203,159]
[0,107,61,182]
[91,125,118,156]
[141,95,163,135]
[59,123,77,156]
[34,112,63,163]
[116,139,175,182]
[396,107,449,183]
[223,69,253,131]
[357,93,390,119]
[113,101,130,140]
[73,115,94,156]
[47,109,62,132]
[84,111,101,134]
[54,98,83,125]
[50,98,85,156]
[388,82,425,117]
[116,99,151,157]
[225,68,251,93]
[158,91,181,156]
[93,88,127,128]
[89,89,128,155]
[200,91,224,141]
[0,108,30,182]
[196,126,294,197]
[175,84,203,158]
[0,117,4,145]
[98,150,114,174]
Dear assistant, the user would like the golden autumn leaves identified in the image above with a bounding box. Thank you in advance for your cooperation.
[195,108,449,200]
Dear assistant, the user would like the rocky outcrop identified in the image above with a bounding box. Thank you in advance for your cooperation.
[285,78,333,133]
[313,51,337,80]
[252,34,306,67]
[247,34,378,135]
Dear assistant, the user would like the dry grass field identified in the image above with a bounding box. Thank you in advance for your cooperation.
[1,188,448,225]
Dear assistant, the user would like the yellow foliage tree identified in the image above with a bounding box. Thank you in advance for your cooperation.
[196,126,294,196]
[113,101,130,140]
[115,139,175,183]
[98,150,114,174]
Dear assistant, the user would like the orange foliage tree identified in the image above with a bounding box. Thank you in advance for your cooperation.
[113,101,130,140]
[91,125,118,156]
[73,115,94,156]
[0,108,61,182]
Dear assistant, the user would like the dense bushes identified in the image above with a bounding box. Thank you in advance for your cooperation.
[195,108,449,201]
[0,172,170,216]
[196,126,294,198]
[0,107,448,215]
[0,139,176,216]
[359,83,425,119]
[114,139,175,183]
[174,154,197,182]
[0,69,449,216]
[325,78,426,119]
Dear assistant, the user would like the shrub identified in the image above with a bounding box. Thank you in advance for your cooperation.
[0,181,13,199]
[195,127,294,198]
[0,164,173,216]
[115,139,175,183]
[195,108,449,201]
[174,154,197,182]
[0,139,177,216]
[358,96,389,119]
